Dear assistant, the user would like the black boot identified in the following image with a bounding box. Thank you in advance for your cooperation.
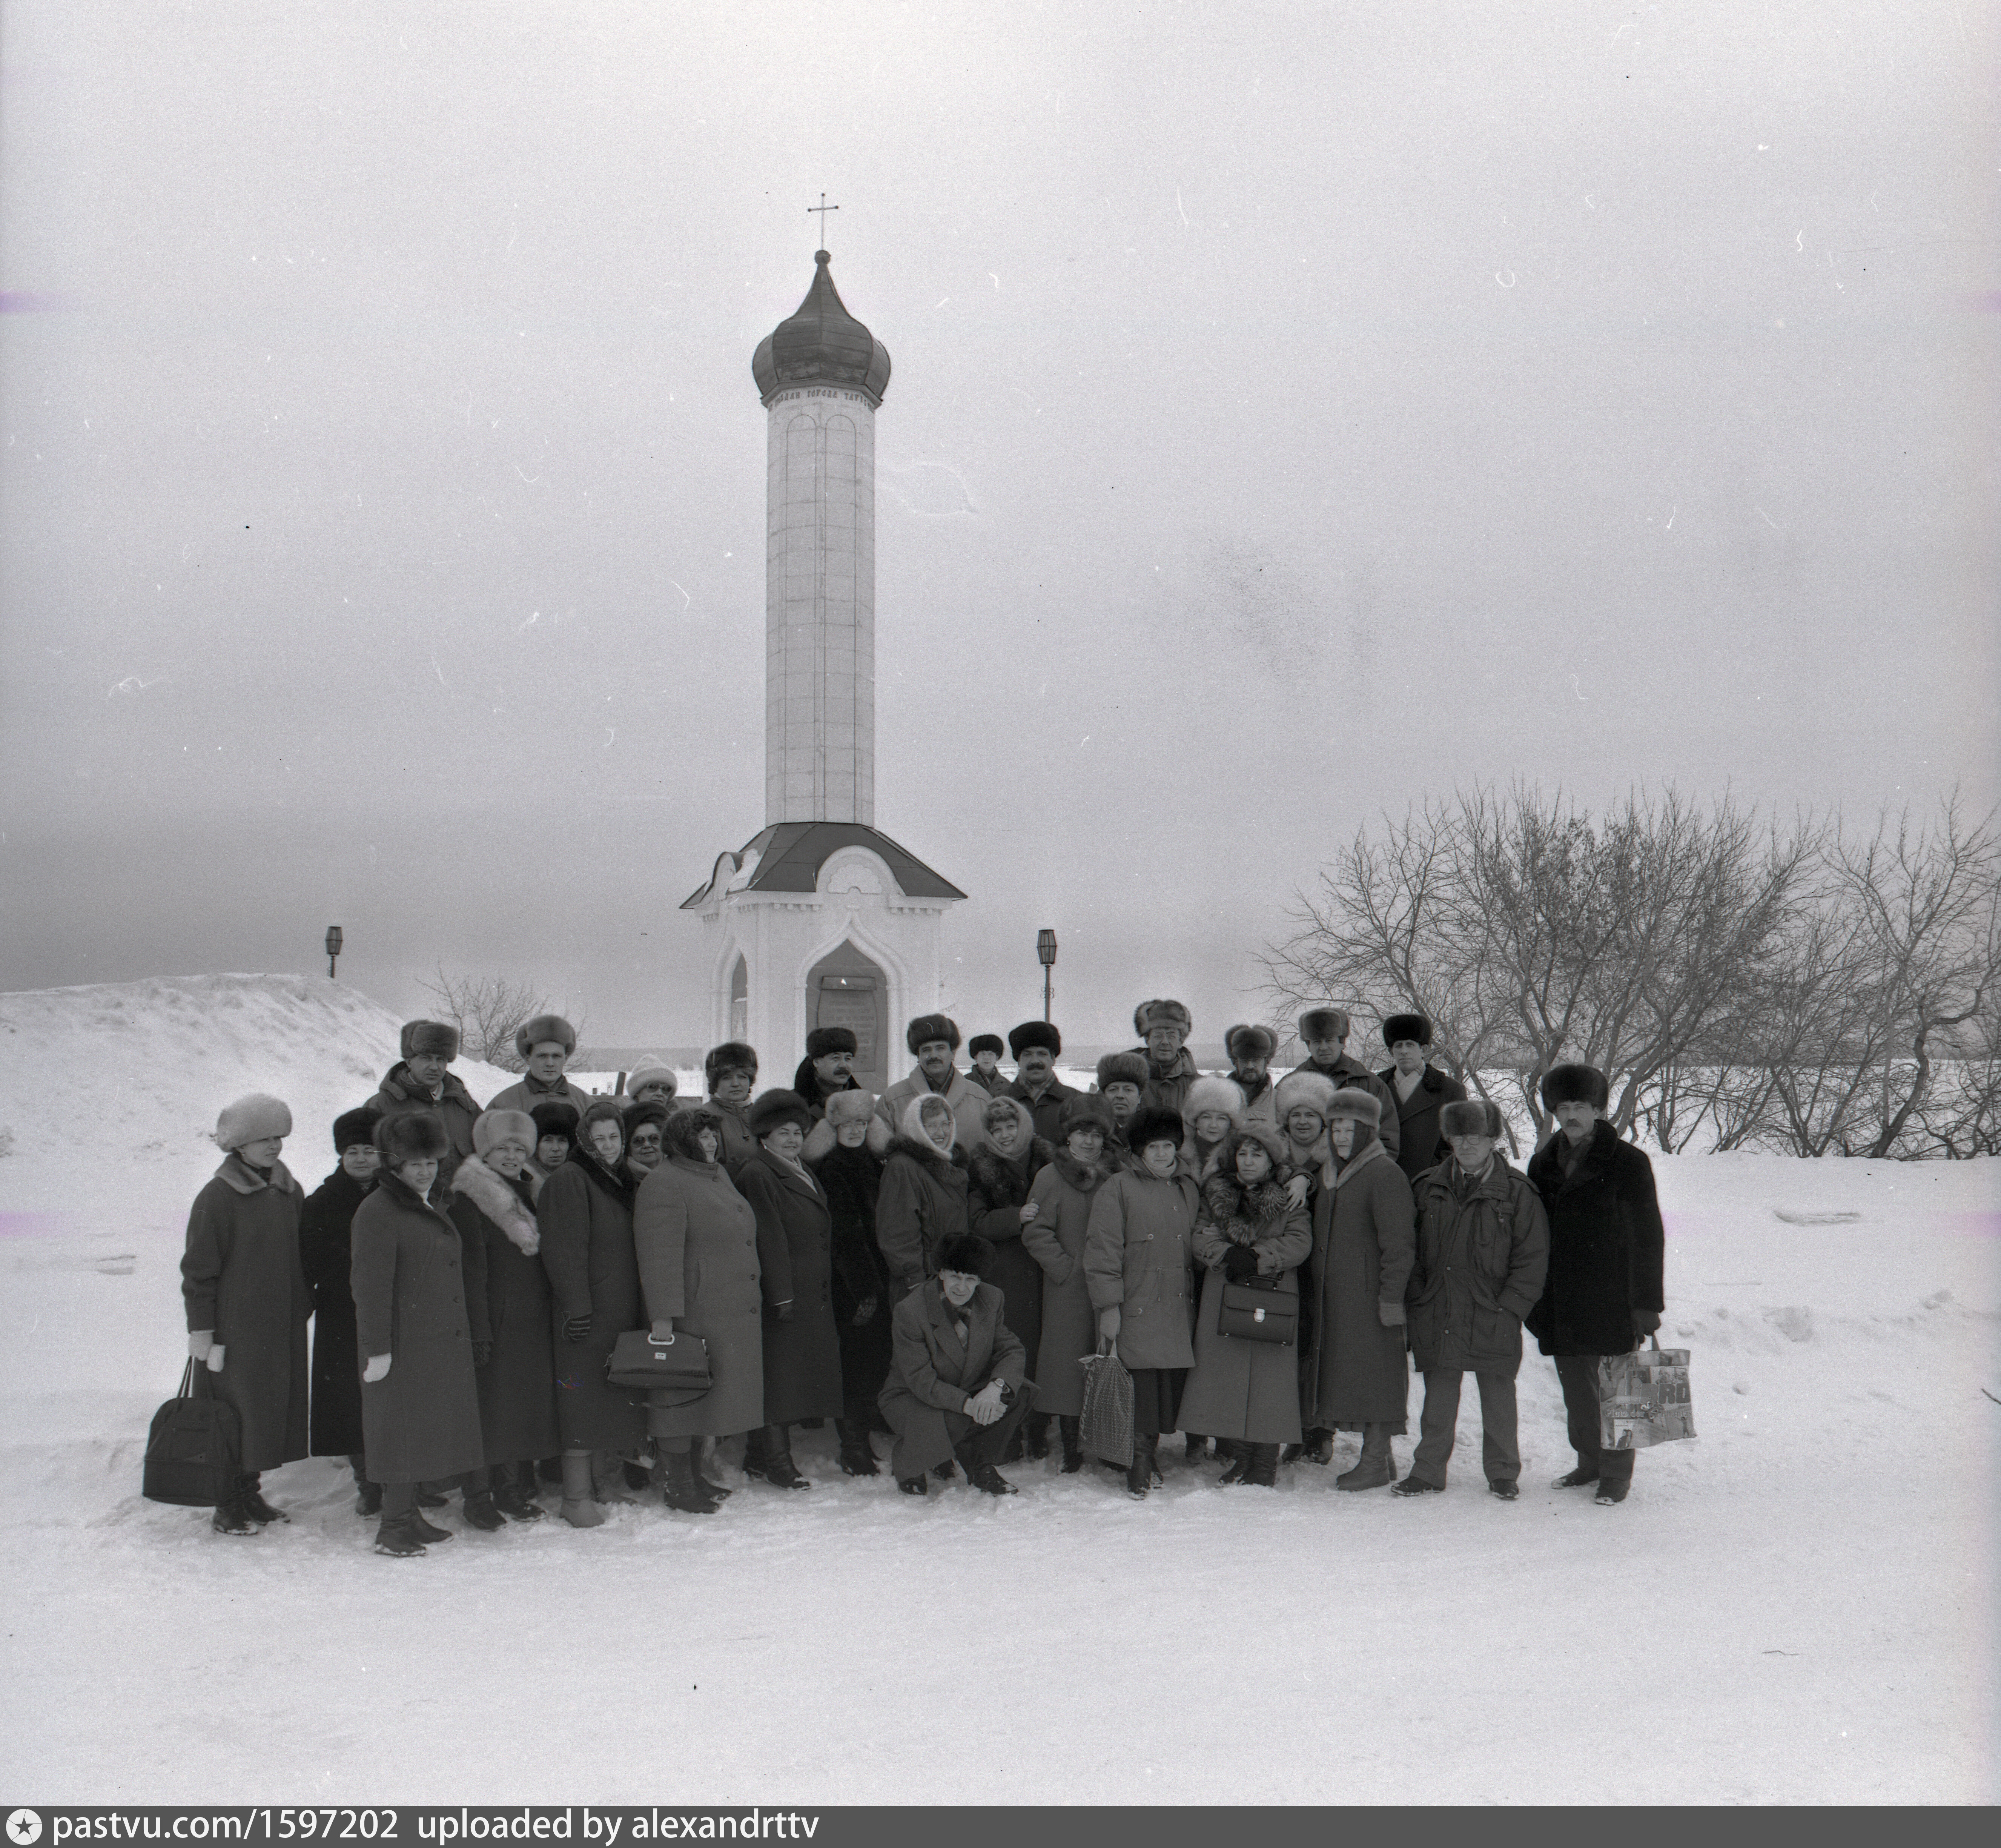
[211,1485,257,1536]
[1244,1442,1281,1488]
[1059,1416,1085,1474]
[742,1428,769,1479]
[461,1489,506,1531]
[355,1479,384,1518]
[897,1475,928,1496]
[537,1455,564,1484]
[755,1424,812,1490]
[1126,1435,1157,1499]
[836,1420,880,1477]
[1184,1433,1210,1464]
[1304,1428,1335,1466]
[968,1461,1019,1496]
[1218,1439,1249,1485]
[409,1509,455,1542]
[238,1473,287,1524]
[662,1449,720,1515]
[373,1513,427,1558]
[490,1464,545,1522]
[1024,1414,1052,1461]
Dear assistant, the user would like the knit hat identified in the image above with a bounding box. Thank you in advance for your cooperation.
[935,1231,995,1279]
[472,1109,538,1157]
[1007,1020,1062,1058]
[1126,1104,1186,1153]
[905,1014,961,1055]
[1133,999,1193,1037]
[214,1093,292,1151]
[1058,1095,1117,1141]
[703,1042,758,1089]
[1273,1069,1340,1127]
[513,1014,576,1060]
[1540,1063,1610,1112]
[1183,1075,1248,1129]
[805,1026,858,1060]
[1298,1006,1351,1043]
[399,1020,460,1061]
[1224,1023,1276,1062]
[530,1100,580,1140]
[1096,1051,1150,1092]
[626,1055,679,1100]
[1442,1098,1505,1139]
[824,1089,877,1131]
[375,1111,448,1166]
[968,1033,1006,1059]
[1382,1012,1433,1049]
[331,1106,381,1154]
[748,1089,814,1139]
[1326,1087,1383,1126]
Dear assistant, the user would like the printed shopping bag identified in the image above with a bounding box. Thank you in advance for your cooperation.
[1078,1346,1135,1469]
[1598,1336,1695,1451]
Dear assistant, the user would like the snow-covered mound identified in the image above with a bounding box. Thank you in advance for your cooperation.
[0,974,516,1221]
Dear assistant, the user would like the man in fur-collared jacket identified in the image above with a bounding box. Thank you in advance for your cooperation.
[372,1020,483,1189]
[1376,1012,1467,1185]
[871,1014,992,1151]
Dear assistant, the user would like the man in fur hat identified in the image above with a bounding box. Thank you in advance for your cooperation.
[1525,1063,1666,1507]
[1005,1020,1080,1144]
[1294,1006,1401,1167]
[373,1020,482,1188]
[487,1014,589,1118]
[1127,999,1199,1115]
[1224,1023,1280,1125]
[793,1026,863,1119]
[872,1014,991,1149]
[1376,1012,1468,1185]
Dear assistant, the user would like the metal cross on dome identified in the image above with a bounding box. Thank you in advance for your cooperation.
[808,194,839,247]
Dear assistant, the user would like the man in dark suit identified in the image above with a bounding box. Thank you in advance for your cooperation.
[1377,1012,1469,1184]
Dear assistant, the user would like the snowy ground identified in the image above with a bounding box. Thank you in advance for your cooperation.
[2,977,1997,1803]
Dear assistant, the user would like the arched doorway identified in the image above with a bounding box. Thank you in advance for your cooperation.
[806,939,889,1099]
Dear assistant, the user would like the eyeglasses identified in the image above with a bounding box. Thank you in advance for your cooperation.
[629,1132,663,1152]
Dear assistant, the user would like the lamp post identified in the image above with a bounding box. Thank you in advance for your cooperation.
[325,926,344,980]
[1037,928,1057,1024]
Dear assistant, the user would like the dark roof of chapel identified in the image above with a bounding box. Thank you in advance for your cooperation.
[682,822,963,909]
[751,252,892,407]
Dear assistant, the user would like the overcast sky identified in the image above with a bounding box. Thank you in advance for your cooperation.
[3,1,1995,1052]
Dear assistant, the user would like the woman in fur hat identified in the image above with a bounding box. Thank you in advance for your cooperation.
[447,1109,558,1523]
[1020,1095,1126,1472]
[734,1089,844,1489]
[182,1094,312,1535]
[1085,1104,1201,1498]
[372,1020,483,1188]
[694,1042,761,1174]
[352,1112,488,1557]
[300,1105,381,1512]
[1179,1120,1311,1486]
[634,1109,766,1513]
[623,1101,670,1183]
[875,1091,973,1297]
[486,1015,588,1119]
[965,1094,1053,1460]
[1301,1088,1417,1487]
[536,1098,646,1526]
[1223,1025,1279,1125]
[803,1089,894,1475]
[1093,1051,1150,1151]
[1376,1013,1467,1185]
[529,1100,579,1181]
[1271,1068,1338,1465]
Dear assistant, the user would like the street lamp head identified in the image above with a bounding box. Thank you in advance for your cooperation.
[1037,928,1058,967]
[325,926,344,959]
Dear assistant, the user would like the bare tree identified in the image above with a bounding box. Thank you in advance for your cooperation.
[415,965,582,1072]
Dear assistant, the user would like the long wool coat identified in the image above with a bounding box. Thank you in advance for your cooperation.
[694,1099,761,1177]
[632,1154,765,1439]
[1179,1175,1311,1443]
[814,1141,893,1419]
[181,1155,311,1473]
[875,1136,972,1289]
[1084,1167,1201,1373]
[299,1165,371,1457]
[966,1137,1053,1385]
[1020,1149,1124,1416]
[1302,1141,1417,1430]
[537,1148,645,1452]
[734,1148,844,1426]
[877,1278,1028,1478]
[350,1171,484,1485]
[448,1155,559,1464]
[1408,1156,1550,1375]
[1376,1064,1469,1186]
[371,1065,483,1186]
[1524,1121,1665,1358]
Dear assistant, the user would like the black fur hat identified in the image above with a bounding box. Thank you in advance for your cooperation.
[1096,1051,1150,1092]
[906,1013,961,1055]
[530,1100,580,1139]
[1382,1012,1433,1050]
[1540,1063,1610,1112]
[1224,1023,1276,1063]
[375,1110,448,1166]
[935,1231,996,1279]
[703,1042,758,1088]
[747,1089,814,1139]
[332,1106,381,1154]
[623,1100,672,1143]
[969,1033,1006,1058]
[1442,1098,1504,1139]
[1126,1104,1186,1152]
[1007,1020,1061,1058]
[1299,1006,1351,1043]
[805,1026,857,1060]
[1058,1095,1117,1141]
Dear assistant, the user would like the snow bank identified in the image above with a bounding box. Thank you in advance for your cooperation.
[0,977,1995,1803]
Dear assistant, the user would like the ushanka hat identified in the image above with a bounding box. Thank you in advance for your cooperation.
[374,1111,449,1166]
[1008,1020,1062,1057]
[1095,1051,1150,1092]
[1224,1023,1276,1062]
[805,1026,858,1060]
[1298,1006,1351,1043]
[1540,1063,1610,1112]
[331,1106,381,1153]
[1441,1099,1505,1138]
[399,1019,460,1060]
[1382,1012,1433,1049]
[747,1089,814,1138]
[905,1014,962,1054]
[968,1033,1006,1058]
[703,1042,758,1087]
[514,1014,576,1058]
[214,1093,292,1151]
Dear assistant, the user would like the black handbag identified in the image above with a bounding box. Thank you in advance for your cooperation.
[606,1327,712,1404]
[1218,1281,1298,1345]
[142,1360,242,1506]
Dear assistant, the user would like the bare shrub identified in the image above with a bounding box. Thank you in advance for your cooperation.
[415,965,584,1073]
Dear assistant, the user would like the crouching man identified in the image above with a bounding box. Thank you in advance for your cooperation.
[878,1232,1033,1499]
[1395,1099,1549,1501]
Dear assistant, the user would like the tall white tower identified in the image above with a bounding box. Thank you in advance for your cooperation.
[683,246,964,1097]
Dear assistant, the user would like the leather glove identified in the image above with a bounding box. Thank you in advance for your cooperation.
[563,1314,592,1343]
[362,1353,391,1383]
[1632,1309,1662,1336]
[773,1300,795,1323]
[471,1340,492,1367]
[188,1330,215,1363]
[1222,1243,1259,1282]
[1378,1300,1407,1327]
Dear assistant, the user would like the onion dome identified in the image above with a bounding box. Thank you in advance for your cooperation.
[751,251,892,407]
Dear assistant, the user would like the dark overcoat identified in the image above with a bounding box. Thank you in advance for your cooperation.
[372,1065,483,1186]
[791,1058,862,1120]
[1020,1148,1124,1416]
[181,1155,311,1473]
[874,1136,972,1289]
[877,1279,1028,1478]
[536,1148,645,1452]
[1084,1167,1201,1372]
[447,1155,559,1464]
[1302,1141,1417,1429]
[1377,1065,1469,1186]
[814,1141,893,1418]
[1179,1177,1310,1443]
[1005,1075,1084,1147]
[964,1065,1010,1097]
[735,1148,844,1426]
[1408,1156,1550,1375]
[350,1170,484,1484]
[966,1137,1053,1382]
[1525,1121,1665,1358]
[299,1166,371,1457]
[632,1154,765,1438]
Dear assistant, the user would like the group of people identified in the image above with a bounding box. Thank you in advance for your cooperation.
[178,998,1666,1558]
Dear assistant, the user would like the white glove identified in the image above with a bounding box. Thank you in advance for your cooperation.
[206,1344,226,1373]
[362,1353,392,1383]
[965,1382,1007,1427]
[189,1330,214,1362]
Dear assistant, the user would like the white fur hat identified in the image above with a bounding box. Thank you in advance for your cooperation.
[214,1093,292,1151]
